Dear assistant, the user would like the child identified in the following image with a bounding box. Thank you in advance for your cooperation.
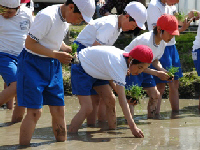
[147,0,193,115]
[17,0,95,145]
[124,14,180,118]
[0,0,33,121]
[70,44,153,138]
[191,11,200,109]
[70,2,147,127]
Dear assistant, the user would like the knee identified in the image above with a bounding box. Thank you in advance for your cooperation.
[83,104,93,116]
[28,109,42,122]
[51,107,65,119]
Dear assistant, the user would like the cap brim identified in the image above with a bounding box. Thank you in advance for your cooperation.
[82,14,93,24]
[136,21,146,30]
[123,53,129,57]
[170,30,180,36]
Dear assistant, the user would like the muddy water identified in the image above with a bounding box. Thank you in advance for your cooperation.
[0,97,200,150]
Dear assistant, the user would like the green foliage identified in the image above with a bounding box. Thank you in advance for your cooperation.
[175,33,196,72]
[174,12,187,22]
[167,66,179,77]
[193,11,198,17]
[125,84,145,100]
[71,43,78,56]
[0,6,7,14]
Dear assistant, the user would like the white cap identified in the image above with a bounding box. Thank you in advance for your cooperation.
[73,0,95,23]
[125,2,147,30]
[0,0,20,8]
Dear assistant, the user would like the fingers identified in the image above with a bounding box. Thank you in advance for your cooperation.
[134,130,144,138]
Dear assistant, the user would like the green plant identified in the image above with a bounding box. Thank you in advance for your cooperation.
[167,66,180,79]
[125,84,145,105]
[71,43,78,56]
[175,12,187,22]
[0,6,7,14]
[193,11,198,17]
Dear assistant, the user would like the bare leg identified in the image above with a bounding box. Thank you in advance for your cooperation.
[49,106,66,142]
[144,86,160,118]
[0,82,16,106]
[87,95,100,125]
[94,85,116,129]
[19,108,42,145]
[155,83,166,115]
[11,97,25,123]
[68,95,93,133]
[168,80,179,112]
[98,98,107,122]
[4,83,14,109]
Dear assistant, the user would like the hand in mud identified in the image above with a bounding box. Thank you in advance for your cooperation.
[131,126,144,138]
[157,71,170,81]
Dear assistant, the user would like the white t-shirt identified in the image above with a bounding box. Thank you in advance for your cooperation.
[147,0,177,46]
[0,6,33,56]
[27,5,69,57]
[76,15,122,46]
[79,46,127,86]
[193,21,200,51]
[125,31,166,61]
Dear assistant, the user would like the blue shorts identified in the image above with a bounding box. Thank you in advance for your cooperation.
[153,45,183,83]
[125,73,156,89]
[17,49,64,109]
[71,63,109,95]
[192,48,200,76]
[0,52,18,86]
[73,40,86,54]
[72,41,99,95]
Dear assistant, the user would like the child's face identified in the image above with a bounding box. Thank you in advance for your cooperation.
[64,4,84,25]
[129,63,150,75]
[0,6,18,19]
[161,30,174,43]
[121,15,138,32]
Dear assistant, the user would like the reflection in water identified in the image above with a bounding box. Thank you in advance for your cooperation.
[0,97,200,150]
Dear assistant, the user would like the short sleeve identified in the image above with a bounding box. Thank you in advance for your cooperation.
[147,4,162,31]
[28,12,52,42]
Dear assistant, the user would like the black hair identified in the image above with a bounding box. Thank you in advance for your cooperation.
[153,26,164,35]
[65,0,81,13]
[122,10,135,22]
[131,59,143,64]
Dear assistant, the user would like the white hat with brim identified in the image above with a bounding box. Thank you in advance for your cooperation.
[125,2,147,30]
[137,21,146,30]
[0,0,20,8]
[73,0,95,24]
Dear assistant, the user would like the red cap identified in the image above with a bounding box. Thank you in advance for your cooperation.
[20,0,30,3]
[123,45,153,63]
[157,14,179,35]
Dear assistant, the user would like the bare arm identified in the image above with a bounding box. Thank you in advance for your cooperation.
[25,36,72,64]
[115,84,144,138]
[143,60,169,80]
[60,41,72,53]
[92,40,101,46]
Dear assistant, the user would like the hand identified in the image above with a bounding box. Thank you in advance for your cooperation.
[130,126,144,138]
[63,45,72,53]
[127,97,138,105]
[54,51,73,64]
[188,10,200,20]
[157,71,170,81]
[180,18,193,32]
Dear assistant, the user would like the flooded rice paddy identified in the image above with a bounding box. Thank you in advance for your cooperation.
[0,96,200,150]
